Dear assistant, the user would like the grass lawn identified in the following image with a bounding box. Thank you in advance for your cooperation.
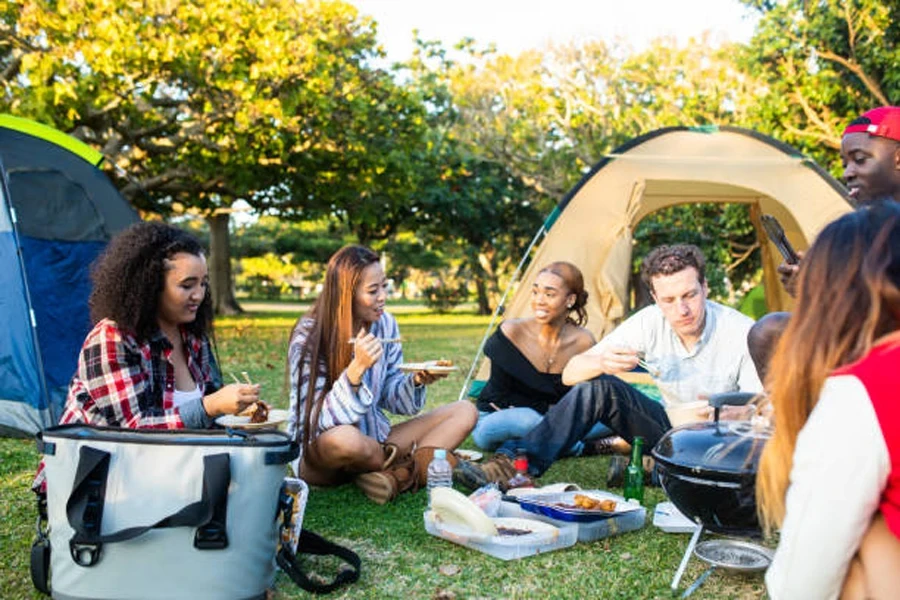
[0,310,770,599]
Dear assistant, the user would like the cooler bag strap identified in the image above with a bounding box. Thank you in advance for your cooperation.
[276,529,361,594]
[31,493,51,595]
[67,446,231,566]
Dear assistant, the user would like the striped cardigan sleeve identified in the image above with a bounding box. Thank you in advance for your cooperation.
[377,313,425,416]
[287,319,374,443]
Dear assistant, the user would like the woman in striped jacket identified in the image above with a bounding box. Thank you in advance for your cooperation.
[287,245,477,504]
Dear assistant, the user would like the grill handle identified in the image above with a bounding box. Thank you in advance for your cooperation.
[707,392,758,423]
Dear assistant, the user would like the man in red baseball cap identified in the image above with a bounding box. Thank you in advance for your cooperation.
[778,106,900,294]
[841,106,900,204]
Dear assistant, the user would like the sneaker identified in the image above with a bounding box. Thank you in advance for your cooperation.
[582,435,631,456]
[606,455,660,488]
[451,453,518,492]
[452,460,490,492]
[480,453,518,486]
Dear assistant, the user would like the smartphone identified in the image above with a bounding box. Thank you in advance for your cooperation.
[761,214,800,265]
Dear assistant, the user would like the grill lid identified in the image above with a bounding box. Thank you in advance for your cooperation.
[652,418,772,477]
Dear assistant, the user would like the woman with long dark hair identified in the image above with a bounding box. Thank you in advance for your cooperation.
[759,201,900,599]
[287,245,477,504]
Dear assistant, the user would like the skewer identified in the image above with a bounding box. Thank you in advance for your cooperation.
[230,373,242,385]
[241,371,254,385]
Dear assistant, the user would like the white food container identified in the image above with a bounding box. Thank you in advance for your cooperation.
[423,512,577,560]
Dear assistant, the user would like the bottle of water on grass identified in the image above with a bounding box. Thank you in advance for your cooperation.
[427,448,453,508]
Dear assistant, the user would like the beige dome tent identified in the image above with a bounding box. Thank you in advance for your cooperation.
[461,125,853,396]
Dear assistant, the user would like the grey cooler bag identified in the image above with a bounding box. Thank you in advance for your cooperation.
[30,424,358,600]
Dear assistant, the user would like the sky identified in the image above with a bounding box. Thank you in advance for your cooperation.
[350,0,760,62]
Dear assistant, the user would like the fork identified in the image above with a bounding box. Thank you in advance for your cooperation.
[637,358,660,377]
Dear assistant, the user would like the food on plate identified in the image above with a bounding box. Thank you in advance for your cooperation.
[553,494,618,511]
[238,401,269,423]
[434,359,454,367]
[496,525,532,536]
[574,494,617,511]
[430,487,498,536]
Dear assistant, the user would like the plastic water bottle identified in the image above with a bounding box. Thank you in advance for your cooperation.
[427,449,453,507]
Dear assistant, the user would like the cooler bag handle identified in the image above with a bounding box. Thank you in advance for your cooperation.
[276,529,361,594]
[67,446,231,566]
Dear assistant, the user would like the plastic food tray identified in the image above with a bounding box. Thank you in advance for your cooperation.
[423,511,577,560]
[515,490,644,522]
[498,499,647,542]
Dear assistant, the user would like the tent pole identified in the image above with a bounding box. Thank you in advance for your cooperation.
[457,225,548,402]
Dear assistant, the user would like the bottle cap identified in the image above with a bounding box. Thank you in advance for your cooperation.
[434,449,446,460]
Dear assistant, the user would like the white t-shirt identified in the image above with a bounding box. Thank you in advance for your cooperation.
[594,300,762,405]
[172,383,203,409]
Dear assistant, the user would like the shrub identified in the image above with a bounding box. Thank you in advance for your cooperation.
[422,283,468,313]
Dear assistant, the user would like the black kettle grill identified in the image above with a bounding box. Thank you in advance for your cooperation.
[651,392,774,594]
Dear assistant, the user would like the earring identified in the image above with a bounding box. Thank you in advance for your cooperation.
[567,303,574,308]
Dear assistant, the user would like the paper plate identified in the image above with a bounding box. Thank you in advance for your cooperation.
[216,408,289,430]
[398,361,459,374]
[454,449,483,462]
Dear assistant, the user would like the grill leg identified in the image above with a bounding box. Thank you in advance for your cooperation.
[671,524,704,591]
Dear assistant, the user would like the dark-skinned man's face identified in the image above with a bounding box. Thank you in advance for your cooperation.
[841,132,900,204]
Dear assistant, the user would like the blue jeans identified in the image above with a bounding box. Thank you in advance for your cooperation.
[497,375,671,476]
[472,407,612,456]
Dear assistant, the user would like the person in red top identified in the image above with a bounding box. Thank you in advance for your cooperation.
[758,200,900,599]
[33,222,258,491]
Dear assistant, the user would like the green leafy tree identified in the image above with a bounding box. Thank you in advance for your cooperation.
[399,40,551,314]
[738,0,900,172]
[1,0,411,313]
[416,35,764,306]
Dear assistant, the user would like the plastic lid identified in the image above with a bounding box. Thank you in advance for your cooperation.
[434,449,447,460]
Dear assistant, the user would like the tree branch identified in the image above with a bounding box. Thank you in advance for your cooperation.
[788,88,842,149]
[726,241,760,273]
[816,49,890,105]
[1,52,22,82]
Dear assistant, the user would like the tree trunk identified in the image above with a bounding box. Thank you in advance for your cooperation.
[206,212,242,315]
[474,276,491,315]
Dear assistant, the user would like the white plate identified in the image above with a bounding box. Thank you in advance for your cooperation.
[216,408,289,430]
[453,449,483,462]
[398,361,459,374]
[653,501,699,533]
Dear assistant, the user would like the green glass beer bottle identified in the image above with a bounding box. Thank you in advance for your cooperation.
[623,436,645,504]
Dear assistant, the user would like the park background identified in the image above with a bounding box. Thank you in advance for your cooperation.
[1,1,897,598]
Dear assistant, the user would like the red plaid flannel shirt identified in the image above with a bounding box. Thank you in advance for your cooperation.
[33,318,220,491]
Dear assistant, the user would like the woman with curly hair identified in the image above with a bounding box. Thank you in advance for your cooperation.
[287,245,477,504]
[32,222,259,491]
[759,201,900,599]
[472,262,625,456]
[56,222,257,427]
